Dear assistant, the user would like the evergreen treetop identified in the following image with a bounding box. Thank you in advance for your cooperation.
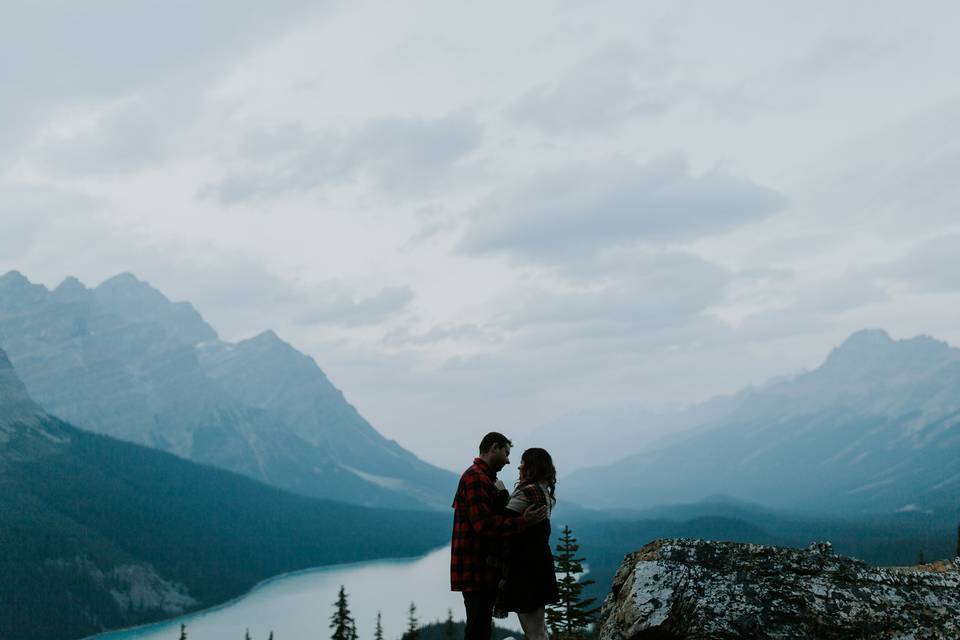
[443,609,455,640]
[374,611,384,640]
[330,585,358,640]
[401,602,420,640]
[547,525,598,640]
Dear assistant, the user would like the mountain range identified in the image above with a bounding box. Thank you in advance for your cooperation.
[517,391,749,476]
[563,329,960,517]
[0,346,448,640]
[0,270,454,509]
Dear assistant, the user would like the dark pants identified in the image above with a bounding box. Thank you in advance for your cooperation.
[462,589,497,640]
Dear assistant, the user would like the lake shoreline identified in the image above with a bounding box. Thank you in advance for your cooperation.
[82,546,450,640]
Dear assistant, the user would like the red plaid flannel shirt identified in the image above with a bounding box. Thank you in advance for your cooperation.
[450,458,526,592]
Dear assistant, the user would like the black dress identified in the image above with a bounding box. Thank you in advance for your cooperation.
[496,484,560,614]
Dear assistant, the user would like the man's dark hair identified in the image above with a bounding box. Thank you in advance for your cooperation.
[478,432,512,454]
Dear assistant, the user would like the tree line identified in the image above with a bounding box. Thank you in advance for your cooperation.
[330,525,597,640]
[174,525,598,640]
[174,522,960,639]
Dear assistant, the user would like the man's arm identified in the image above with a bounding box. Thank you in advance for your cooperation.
[493,479,510,512]
[463,474,526,537]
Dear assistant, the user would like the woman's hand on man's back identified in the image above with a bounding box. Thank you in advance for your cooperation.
[522,505,548,524]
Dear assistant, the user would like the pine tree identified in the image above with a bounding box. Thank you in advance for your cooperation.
[268,633,274,640]
[179,624,187,640]
[244,629,251,640]
[546,525,598,640]
[374,611,384,640]
[955,523,960,559]
[400,602,419,640]
[331,585,358,640]
[917,549,925,565]
[444,609,455,640]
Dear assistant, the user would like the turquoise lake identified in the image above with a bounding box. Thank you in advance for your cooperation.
[84,547,522,640]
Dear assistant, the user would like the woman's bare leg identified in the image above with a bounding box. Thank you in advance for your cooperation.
[517,607,548,640]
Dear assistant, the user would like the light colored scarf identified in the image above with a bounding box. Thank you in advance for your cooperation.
[506,480,554,517]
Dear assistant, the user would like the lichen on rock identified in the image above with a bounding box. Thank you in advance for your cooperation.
[599,538,960,640]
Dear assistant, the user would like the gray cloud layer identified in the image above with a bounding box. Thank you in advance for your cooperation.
[498,252,729,327]
[204,114,484,203]
[5,1,960,470]
[885,233,960,293]
[2,0,327,170]
[295,285,414,327]
[505,44,674,135]
[459,155,788,262]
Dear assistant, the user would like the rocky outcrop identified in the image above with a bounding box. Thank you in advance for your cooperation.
[45,556,197,615]
[599,538,960,640]
[0,348,69,457]
[0,347,41,428]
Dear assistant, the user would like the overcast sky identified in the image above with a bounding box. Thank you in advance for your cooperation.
[3,0,960,470]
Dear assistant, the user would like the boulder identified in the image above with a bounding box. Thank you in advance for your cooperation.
[599,538,960,640]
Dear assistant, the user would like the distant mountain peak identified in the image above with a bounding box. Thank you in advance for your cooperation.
[52,276,89,300]
[839,328,893,349]
[902,333,950,349]
[822,329,894,367]
[825,329,953,365]
[0,271,48,308]
[240,329,302,353]
[96,272,162,295]
[0,270,29,286]
[0,270,44,293]
[94,272,169,307]
[1,270,452,509]
[92,272,217,344]
[816,329,959,386]
[252,329,282,343]
[56,275,86,290]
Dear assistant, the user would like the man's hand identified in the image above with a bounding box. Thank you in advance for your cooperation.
[522,504,548,524]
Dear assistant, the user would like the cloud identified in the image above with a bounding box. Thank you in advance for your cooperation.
[132,253,416,333]
[202,113,484,203]
[0,210,414,340]
[31,91,201,176]
[727,280,889,344]
[788,36,900,78]
[708,35,901,120]
[0,182,103,262]
[495,252,730,334]
[884,233,960,293]
[794,277,889,314]
[382,322,494,347]
[723,266,889,320]
[458,155,788,263]
[1,0,326,170]
[504,44,673,135]
[295,285,414,327]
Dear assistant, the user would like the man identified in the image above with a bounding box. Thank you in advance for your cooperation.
[451,432,547,640]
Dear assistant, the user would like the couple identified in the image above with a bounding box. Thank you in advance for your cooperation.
[451,432,559,640]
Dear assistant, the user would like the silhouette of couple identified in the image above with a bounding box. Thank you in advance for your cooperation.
[451,432,559,640]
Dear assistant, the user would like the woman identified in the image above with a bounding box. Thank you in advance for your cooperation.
[495,447,559,640]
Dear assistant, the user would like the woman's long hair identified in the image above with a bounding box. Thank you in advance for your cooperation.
[519,447,557,505]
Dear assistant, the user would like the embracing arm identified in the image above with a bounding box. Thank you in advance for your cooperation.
[464,479,546,536]
[464,475,527,537]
